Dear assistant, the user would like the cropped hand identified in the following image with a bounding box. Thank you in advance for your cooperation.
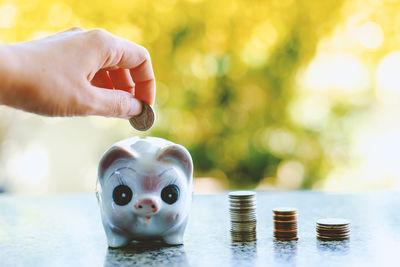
[0,27,155,118]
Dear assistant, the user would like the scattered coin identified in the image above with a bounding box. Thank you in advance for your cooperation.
[316,218,350,241]
[229,191,257,242]
[273,207,298,241]
[129,101,155,131]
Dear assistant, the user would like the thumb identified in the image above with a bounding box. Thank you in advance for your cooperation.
[86,85,142,118]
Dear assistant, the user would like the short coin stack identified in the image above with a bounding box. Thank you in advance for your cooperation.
[273,207,298,241]
[316,218,350,241]
[229,191,257,242]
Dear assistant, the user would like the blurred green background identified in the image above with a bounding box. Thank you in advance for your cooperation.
[1,0,400,194]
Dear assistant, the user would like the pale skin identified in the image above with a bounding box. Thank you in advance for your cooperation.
[0,27,155,118]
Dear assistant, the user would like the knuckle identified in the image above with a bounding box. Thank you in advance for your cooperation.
[138,45,151,61]
[87,28,110,43]
[112,93,130,116]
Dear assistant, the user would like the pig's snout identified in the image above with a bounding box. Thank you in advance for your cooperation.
[133,197,160,215]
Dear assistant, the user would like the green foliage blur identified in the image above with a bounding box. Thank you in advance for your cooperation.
[3,0,395,191]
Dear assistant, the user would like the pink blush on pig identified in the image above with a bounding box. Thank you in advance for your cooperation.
[167,213,179,224]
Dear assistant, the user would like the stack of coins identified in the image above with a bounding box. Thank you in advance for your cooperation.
[273,207,298,241]
[229,191,257,242]
[316,218,350,241]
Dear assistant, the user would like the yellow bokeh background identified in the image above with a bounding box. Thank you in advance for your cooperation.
[1,0,400,194]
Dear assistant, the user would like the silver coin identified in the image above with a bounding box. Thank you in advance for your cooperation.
[230,207,257,211]
[316,218,350,226]
[231,219,257,223]
[231,220,257,224]
[230,214,257,218]
[231,233,257,237]
[230,201,256,208]
[228,191,256,198]
[230,216,257,220]
[230,207,257,212]
[231,226,257,230]
[230,213,257,217]
[129,101,155,131]
[231,221,257,226]
[229,202,256,206]
[229,199,256,204]
[231,232,257,237]
[231,226,257,231]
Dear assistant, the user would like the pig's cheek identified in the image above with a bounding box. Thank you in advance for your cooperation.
[165,212,180,225]
[108,203,132,226]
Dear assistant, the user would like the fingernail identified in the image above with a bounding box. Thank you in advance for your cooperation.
[128,98,142,117]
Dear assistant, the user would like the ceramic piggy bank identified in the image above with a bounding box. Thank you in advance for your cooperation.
[96,137,193,248]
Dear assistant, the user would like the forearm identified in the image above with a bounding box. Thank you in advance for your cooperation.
[0,45,19,104]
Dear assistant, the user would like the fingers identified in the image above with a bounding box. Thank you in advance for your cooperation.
[91,70,114,89]
[100,34,156,105]
[86,85,142,118]
[122,44,155,105]
[108,68,134,94]
[130,78,155,104]
[91,69,134,94]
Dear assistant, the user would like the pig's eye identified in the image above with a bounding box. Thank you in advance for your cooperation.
[161,184,180,204]
[113,185,133,206]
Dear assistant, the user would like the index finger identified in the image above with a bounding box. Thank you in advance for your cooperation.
[112,38,155,105]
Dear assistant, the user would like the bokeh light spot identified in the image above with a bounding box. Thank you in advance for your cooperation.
[376,51,400,94]
[304,53,368,92]
[277,160,304,189]
[357,22,384,49]
[0,3,17,28]
[267,128,296,156]
[191,53,218,79]
[8,144,49,184]
[48,3,72,28]
[241,22,277,68]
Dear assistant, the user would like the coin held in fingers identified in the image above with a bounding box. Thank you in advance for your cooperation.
[129,101,155,131]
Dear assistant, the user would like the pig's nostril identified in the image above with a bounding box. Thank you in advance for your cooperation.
[138,205,143,209]
[151,205,155,209]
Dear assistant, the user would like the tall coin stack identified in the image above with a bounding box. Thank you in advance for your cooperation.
[316,218,350,241]
[273,207,298,241]
[229,191,257,242]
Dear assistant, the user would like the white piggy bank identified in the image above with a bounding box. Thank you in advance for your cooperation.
[96,137,193,248]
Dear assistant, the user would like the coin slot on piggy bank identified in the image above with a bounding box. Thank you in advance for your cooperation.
[96,137,193,248]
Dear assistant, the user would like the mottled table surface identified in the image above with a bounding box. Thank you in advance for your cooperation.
[0,191,399,267]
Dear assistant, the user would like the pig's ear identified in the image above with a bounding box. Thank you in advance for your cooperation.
[157,145,193,179]
[98,147,134,180]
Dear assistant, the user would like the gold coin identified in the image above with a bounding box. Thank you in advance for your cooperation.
[275,237,298,241]
[272,207,298,214]
[275,221,296,224]
[274,229,298,234]
[317,236,349,241]
[129,101,155,131]
[273,215,297,221]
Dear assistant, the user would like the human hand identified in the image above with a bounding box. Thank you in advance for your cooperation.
[0,27,155,118]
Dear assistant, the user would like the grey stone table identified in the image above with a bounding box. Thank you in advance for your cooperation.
[0,191,399,267]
